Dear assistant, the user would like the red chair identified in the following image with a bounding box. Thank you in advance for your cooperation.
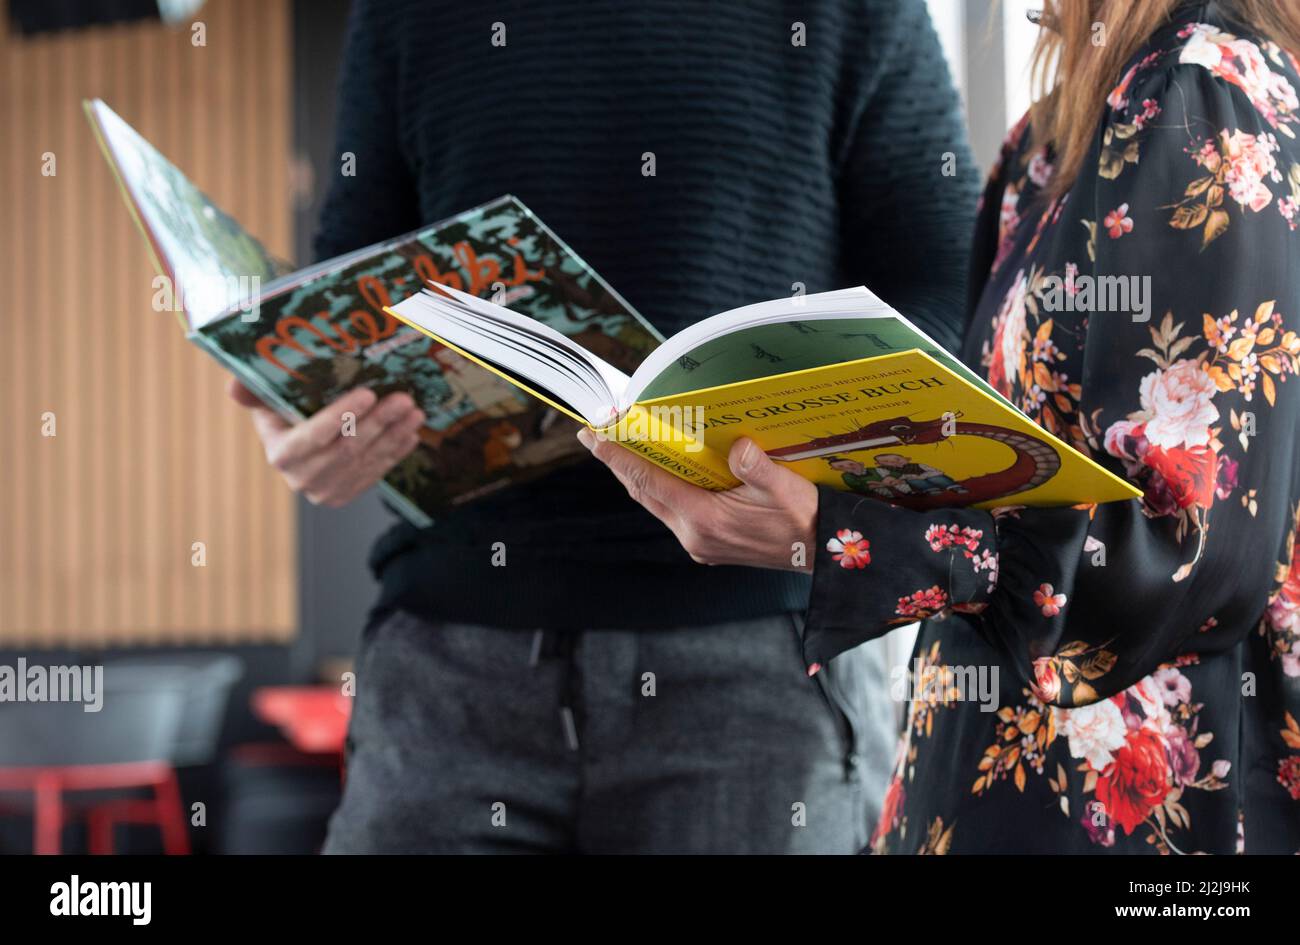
[251,686,351,756]
[0,663,190,854]
[0,655,243,853]
[0,761,189,855]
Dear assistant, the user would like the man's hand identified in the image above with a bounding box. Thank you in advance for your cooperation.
[228,377,426,508]
[578,431,818,572]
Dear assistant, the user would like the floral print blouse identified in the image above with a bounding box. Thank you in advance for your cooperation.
[804,7,1300,853]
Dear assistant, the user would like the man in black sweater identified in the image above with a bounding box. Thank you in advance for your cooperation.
[233,0,978,852]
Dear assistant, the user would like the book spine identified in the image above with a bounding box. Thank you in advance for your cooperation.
[598,404,739,491]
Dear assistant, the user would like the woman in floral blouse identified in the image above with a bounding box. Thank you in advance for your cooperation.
[580,0,1300,853]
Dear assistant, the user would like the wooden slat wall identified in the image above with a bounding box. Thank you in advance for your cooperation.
[0,1,297,647]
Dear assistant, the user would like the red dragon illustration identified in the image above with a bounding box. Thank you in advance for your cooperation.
[765,414,1060,510]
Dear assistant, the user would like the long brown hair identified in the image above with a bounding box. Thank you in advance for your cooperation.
[1028,0,1300,197]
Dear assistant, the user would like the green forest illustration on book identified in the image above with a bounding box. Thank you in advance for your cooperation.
[203,198,660,521]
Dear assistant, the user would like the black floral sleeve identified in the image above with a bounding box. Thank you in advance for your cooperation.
[803,43,1300,713]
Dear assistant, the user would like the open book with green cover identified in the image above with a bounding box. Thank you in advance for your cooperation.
[85,99,660,525]
[388,285,1141,510]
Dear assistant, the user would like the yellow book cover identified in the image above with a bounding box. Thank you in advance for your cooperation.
[386,284,1141,511]
[602,349,1138,509]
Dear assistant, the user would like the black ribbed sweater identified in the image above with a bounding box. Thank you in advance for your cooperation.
[314,0,980,630]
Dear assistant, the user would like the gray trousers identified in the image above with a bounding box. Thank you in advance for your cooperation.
[323,610,893,854]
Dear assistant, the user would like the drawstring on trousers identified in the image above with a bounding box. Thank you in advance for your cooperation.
[530,629,581,751]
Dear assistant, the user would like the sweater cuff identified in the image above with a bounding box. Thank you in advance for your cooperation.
[802,486,999,671]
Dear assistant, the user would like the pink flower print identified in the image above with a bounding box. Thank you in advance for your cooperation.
[1152,666,1192,706]
[1034,583,1068,617]
[896,585,949,618]
[924,523,984,554]
[826,529,870,569]
[1133,98,1162,129]
[1032,657,1061,702]
[1220,129,1279,212]
[1279,196,1298,231]
[1104,203,1134,239]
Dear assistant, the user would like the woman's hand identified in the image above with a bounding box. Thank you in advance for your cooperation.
[578,430,818,572]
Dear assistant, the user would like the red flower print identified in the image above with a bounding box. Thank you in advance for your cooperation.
[896,585,949,618]
[984,273,1029,398]
[1033,583,1067,617]
[1144,444,1218,510]
[1096,728,1172,835]
[1278,756,1300,800]
[1031,657,1061,702]
[826,529,870,569]
[1104,203,1134,238]
[871,775,906,848]
[924,523,983,555]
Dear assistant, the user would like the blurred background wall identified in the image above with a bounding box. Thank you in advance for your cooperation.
[0,0,297,649]
[0,0,345,853]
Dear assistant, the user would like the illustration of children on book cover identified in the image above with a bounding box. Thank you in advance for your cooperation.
[825,453,968,499]
[768,409,1064,510]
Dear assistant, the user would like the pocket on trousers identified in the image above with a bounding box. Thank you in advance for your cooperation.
[787,613,860,780]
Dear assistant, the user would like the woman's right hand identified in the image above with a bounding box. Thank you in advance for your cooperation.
[227,377,426,508]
